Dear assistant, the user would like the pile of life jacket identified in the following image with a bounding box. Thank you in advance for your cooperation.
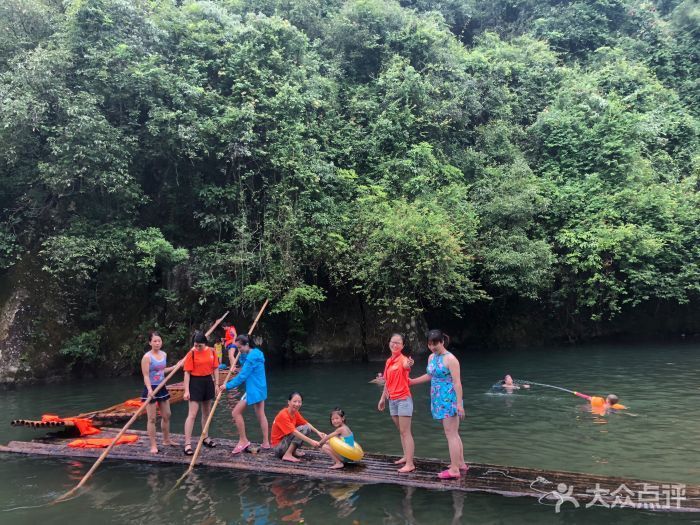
[41,414,139,449]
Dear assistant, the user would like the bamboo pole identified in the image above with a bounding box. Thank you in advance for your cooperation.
[173,299,268,489]
[76,399,138,419]
[53,311,229,503]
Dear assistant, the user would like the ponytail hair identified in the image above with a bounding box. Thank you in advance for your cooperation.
[426,329,449,347]
[330,407,346,425]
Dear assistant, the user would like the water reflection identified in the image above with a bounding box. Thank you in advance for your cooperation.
[1,463,698,524]
[337,487,362,518]
[268,478,315,522]
[3,343,700,523]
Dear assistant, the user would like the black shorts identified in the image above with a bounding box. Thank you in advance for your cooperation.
[141,385,171,404]
[189,375,215,402]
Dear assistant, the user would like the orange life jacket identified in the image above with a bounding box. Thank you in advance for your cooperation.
[590,396,605,407]
[224,326,237,347]
[41,414,101,436]
[67,435,139,448]
[590,397,626,410]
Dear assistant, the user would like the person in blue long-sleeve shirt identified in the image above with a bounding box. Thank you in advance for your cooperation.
[219,334,270,453]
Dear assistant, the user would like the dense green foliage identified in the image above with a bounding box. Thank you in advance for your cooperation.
[0,0,698,365]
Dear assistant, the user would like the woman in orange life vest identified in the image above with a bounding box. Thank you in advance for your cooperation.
[183,331,219,455]
[223,324,238,366]
[574,391,626,415]
[141,331,179,454]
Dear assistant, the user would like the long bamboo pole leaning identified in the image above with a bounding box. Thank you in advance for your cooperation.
[53,311,230,504]
[75,398,143,419]
[172,299,269,489]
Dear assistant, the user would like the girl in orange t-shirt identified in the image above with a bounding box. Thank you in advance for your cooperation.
[271,392,326,462]
[377,333,415,473]
[183,331,219,455]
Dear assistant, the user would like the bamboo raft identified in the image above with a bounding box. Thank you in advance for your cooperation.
[10,370,238,429]
[1,428,698,512]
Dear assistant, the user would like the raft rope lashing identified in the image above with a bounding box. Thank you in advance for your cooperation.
[481,469,560,506]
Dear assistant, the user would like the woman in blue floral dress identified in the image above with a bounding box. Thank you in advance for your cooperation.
[411,329,467,479]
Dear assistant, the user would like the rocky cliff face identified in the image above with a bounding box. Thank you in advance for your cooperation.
[3,258,698,384]
[0,259,431,383]
[0,286,30,383]
[0,259,66,385]
[302,290,429,362]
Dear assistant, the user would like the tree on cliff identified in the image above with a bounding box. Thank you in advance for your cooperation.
[0,0,697,370]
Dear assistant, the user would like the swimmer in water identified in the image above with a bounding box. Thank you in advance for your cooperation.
[574,392,626,415]
[499,374,530,392]
[369,373,385,386]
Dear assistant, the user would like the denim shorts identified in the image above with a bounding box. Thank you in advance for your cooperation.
[389,396,413,417]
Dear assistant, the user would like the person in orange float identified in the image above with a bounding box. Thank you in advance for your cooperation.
[574,391,626,415]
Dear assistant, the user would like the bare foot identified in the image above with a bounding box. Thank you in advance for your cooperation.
[294,450,306,457]
[282,454,301,463]
[394,457,407,465]
[329,463,344,469]
[398,464,416,473]
[163,441,179,447]
[150,446,159,454]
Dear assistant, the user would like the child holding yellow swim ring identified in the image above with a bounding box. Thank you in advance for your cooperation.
[318,408,360,469]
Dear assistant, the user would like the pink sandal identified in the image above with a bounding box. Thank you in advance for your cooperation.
[460,463,469,472]
[438,469,461,480]
[231,441,250,455]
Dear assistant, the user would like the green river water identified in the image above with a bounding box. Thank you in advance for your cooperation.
[1,342,699,524]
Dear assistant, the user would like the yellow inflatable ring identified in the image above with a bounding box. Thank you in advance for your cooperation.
[329,436,364,462]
